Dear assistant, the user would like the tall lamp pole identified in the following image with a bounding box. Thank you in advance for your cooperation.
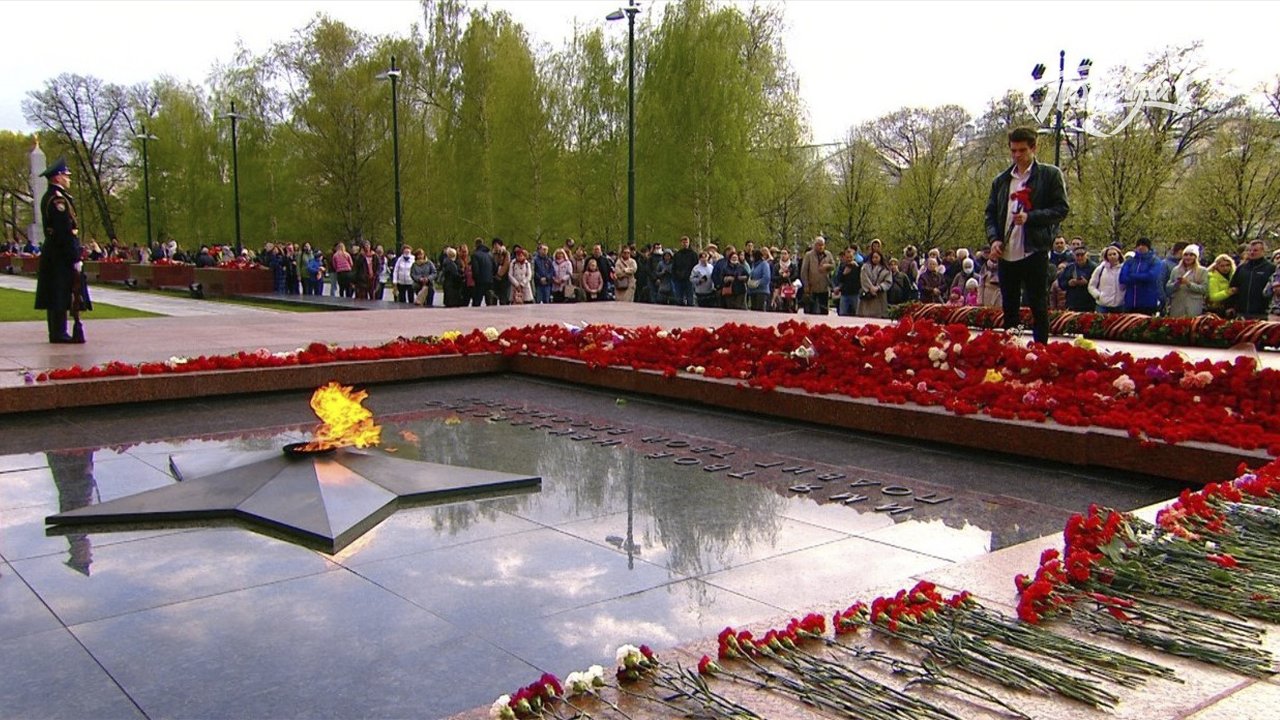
[222,102,244,257]
[379,58,404,252]
[607,2,640,251]
[135,125,158,248]
[1031,52,1091,168]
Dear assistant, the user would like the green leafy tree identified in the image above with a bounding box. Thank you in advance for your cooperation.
[1176,112,1280,255]
[0,131,38,244]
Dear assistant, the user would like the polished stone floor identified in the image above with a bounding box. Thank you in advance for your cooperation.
[0,376,1183,719]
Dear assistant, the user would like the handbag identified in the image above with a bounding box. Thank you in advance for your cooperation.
[747,278,761,290]
[720,285,734,297]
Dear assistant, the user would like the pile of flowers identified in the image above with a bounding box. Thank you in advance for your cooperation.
[1014,461,1280,677]
[36,333,500,381]
[34,319,1280,457]
[893,302,1280,350]
[215,259,261,270]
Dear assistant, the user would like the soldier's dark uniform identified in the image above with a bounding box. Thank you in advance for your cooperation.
[34,158,83,343]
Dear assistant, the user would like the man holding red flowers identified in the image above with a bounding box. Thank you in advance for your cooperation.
[985,127,1070,344]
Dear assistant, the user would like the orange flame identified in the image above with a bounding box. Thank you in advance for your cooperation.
[302,382,382,451]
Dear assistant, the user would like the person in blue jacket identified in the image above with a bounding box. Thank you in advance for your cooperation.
[1119,237,1161,314]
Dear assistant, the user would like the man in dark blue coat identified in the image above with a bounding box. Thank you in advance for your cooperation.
[985,128,1070,344]
[35,158,85,343]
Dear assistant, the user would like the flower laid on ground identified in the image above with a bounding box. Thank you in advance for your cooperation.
[1015,476,1280,677]
[30,319,1280,456]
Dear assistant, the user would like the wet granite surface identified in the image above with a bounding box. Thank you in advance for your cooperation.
[0,376,1187,718]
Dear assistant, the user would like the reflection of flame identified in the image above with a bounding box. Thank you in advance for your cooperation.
[302,382,382,451]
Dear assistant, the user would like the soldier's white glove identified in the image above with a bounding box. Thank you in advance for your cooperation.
[74,261,83,272]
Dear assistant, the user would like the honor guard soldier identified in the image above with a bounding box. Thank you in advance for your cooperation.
[35,157,86,343]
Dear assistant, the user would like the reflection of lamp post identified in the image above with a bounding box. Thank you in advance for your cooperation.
[607,2,640,251]
[378,57,404,252]
[221,102,244,257]
[135,125,158,248]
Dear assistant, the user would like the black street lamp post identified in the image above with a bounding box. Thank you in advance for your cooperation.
[379,58,404,252]
[135,125,158,248]
[1031,51,1092,167]
[607,3,640,252]
[223,102,244,257]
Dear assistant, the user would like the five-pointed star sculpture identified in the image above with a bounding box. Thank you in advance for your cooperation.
[46,448,540,553]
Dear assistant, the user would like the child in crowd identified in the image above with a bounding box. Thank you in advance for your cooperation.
[964,277,980,306]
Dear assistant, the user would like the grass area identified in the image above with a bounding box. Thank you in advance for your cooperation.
[150,288,330,313]
[0,286,162,322]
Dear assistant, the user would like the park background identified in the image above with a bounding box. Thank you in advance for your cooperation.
[1,0,1279,260]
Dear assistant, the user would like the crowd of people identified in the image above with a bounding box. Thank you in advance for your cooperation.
[8,232,1280,322]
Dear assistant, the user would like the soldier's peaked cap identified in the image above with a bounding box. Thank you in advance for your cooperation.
[40,157,70,178]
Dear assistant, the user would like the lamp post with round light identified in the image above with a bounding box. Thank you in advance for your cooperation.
[378,57,404,252]
[221,102,245,257]
[135,125,158,249]
[607,2,640,252]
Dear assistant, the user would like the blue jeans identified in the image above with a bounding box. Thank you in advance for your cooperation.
[535,283,552,304]
[838,294,859,317]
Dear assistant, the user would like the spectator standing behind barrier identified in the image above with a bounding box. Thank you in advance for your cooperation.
[509,247,533,304]
[984,127,1070,345]
[1088,246,1125,313]
[1267,258,1280,322]
[532,244,555,304]
[1058,246,1097,312]
[392,245,416,303]
[1165,244,1207,317]
[1205,254,1236,316]
[917,256,948,304]
[858,250,892,318]
[886,258,915,306]
[441,247,465,307]
[614,247,637,302]
[551,248,574,302]
[721,250,749,310]
[835,247,861,316]
[672,236,697,306]
[1118,238,1160,315]
[1232,239,1274,320]
[799,236,836,314]
[747,249,772,311]
[978,255,1002,307]
[411,249,436,306]
[691,251,717,308]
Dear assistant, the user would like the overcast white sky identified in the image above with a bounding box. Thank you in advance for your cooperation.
[3,0,1277,145]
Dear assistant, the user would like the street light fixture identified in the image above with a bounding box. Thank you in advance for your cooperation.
[135,125,158,249]
[378,57,404,253]
[221,102,245,257]
[1030,52,1091,167]
[607,2,640,254]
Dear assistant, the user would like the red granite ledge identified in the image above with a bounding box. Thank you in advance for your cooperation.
[2,352,1262,483]
[3,354,504,413]
[508,355,1263,484]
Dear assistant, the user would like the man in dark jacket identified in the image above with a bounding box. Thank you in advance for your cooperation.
[985,127,1070,344]
[35,158,85,343]
[1231,239,1275,320]
[1058,246,1097,312]
[470,238,496,306]
[671,236,698,306]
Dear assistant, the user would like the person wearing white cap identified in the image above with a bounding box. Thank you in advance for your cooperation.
[1165,244,1208,317]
